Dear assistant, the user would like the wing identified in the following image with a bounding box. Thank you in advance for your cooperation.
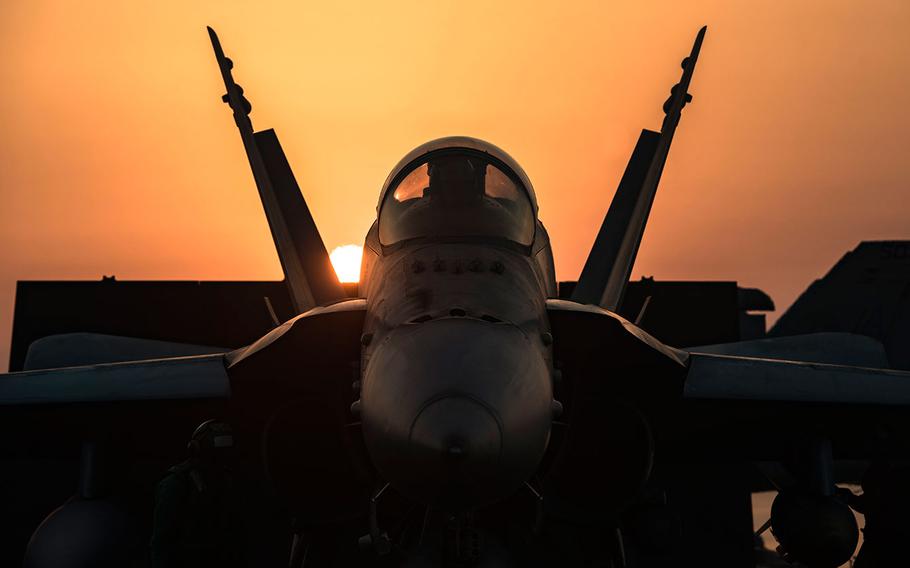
[545,299,910,513]
[573,26,706,310]
[22,332,229,371]
[1,298,368,406]
[684,352,910,405]
[690,332,890,368]
[1,299,367,493]
[678,349,910,491]
[550,297,910,410]
[1,300,369,560]
[0,353,230,405]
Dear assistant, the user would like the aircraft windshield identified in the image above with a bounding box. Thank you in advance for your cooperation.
[379,153,535,247]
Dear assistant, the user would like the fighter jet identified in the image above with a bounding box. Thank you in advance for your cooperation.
[4,26,910,567]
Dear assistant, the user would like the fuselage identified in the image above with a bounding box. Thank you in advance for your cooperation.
[355,137,559,510]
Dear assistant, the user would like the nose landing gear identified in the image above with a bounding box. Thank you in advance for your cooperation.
[358,483,393,556]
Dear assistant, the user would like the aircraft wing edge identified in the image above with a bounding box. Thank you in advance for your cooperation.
[689,332,889,369]
[685,352,910,405]
[23,332,230,371]
[0,353,230,405]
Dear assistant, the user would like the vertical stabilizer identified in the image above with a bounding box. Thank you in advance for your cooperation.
[207,27,344,314]
[254,129,345,307]
[572,26,706,311]
[571,130,660,307]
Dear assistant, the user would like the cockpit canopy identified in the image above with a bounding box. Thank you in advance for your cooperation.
[378,148,536,248]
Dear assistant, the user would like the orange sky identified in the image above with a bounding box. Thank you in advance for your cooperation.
[1,1,909,370]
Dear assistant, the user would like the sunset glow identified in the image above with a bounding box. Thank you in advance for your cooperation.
[1,2,909,372]
[330,244,363,283]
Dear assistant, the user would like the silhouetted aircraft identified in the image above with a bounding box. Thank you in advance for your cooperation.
[4,26,909,568]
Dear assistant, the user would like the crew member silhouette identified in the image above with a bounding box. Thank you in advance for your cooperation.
[150,419,245,568]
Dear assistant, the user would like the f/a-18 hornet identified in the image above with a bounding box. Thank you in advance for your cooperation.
[4,26,910,568]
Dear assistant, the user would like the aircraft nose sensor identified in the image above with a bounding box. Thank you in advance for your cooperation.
[409,395,503,483]
[360,318,553,510]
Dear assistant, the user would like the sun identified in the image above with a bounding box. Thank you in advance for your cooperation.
[330,244,363,283]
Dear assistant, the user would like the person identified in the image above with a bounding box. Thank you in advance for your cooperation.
[150,420,245,568]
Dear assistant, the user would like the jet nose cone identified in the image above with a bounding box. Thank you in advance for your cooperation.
[410,395,502,486]
[361,318,553,510]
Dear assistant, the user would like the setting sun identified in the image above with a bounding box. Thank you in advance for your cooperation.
[330,244,363,283]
